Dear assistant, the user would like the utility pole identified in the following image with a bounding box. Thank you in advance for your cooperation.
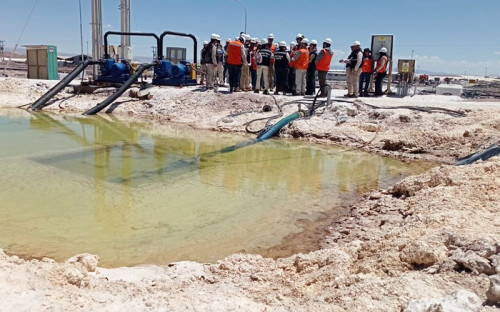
[0,41,4,61]
[151,46,157,61]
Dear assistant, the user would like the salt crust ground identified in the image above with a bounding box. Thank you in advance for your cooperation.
[0,77,499,311]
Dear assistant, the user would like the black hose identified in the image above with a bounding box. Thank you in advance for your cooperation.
[30,60,100,110]
[83,63,156,115]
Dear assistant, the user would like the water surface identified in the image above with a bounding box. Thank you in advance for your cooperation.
[0,111,429,267]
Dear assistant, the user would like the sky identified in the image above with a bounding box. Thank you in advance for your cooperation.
[1,0,500,76]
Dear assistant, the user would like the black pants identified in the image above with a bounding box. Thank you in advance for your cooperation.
[287,68,296,94]
[228,64,242,91]
[275,67,289,93]
[250,68,257,89]
[374,72,386,95]
[359,72,371,95]
[318,70,328,96]
[306,69,316,95]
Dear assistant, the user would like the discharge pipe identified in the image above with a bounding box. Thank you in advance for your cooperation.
[103,31,160,59]
[158,31,197,63]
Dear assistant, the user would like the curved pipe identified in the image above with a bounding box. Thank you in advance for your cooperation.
[103,31,160,59]
[158,31,197,64]
[83,62,156,115]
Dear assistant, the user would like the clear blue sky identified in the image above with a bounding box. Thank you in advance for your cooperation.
[1,0,500,75]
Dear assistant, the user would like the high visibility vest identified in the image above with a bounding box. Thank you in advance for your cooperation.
[362,58,373,73]
[316,49,333,72]
[295,49,309,70]
[227,41,243,65]
[376,55,388,73]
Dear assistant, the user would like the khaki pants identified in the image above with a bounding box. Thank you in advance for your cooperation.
[346,68,362,96]
[200,64,206,84]
[257,65,269,91]
[216,63,224,85]
[240,63,250,90]
[206,64,216,89]
[268,63,275,90]
[295,69,307,94]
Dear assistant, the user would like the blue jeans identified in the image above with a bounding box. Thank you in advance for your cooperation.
[359,72,371,95]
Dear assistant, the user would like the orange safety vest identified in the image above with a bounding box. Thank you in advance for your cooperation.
[362,58,373,73]
[295,48,309,70]
[316,49,333,72]
[376,55,388,73]
[227,41,243,65]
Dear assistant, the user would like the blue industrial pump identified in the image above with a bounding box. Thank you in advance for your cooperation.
[97,58,132,83]
[152,60,197,86]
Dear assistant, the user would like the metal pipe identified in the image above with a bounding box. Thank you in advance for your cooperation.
[103,31,160,59]
[91,0,102,77]
[158,31,197,63]
[120,0,131,47]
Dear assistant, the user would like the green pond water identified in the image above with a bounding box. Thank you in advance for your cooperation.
[0,111,430,267]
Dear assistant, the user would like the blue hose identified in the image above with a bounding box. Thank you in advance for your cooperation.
[257,112,302,141]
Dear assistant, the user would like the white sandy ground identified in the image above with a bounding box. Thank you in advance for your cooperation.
[0,77,500,311]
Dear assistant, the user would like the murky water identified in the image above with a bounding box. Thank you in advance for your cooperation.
[0,111,430,267]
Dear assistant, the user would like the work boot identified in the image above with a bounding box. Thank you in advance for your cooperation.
[263,90,269,95]
[254,90,259,94]
[274,91,279,95]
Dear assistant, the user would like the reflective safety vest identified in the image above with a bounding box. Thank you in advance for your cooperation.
[227,41,243,65]
[362,58,373,73]
[316,49,333,72]
[376,55,388,73]
[295,48,309,70]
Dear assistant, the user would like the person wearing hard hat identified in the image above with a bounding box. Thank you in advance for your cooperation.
[340,41,363,97]
[273,41,290,95]
[359,48,373,97]
[226,35,247,93]
[291,38,310,96]
[199,41,209,85]
[250,38,259,90]
[201,34,218,91]
[374,47,388,96]
[306,39,318,95]
[215,35,225,87]
[254,38,273,94]
[287,41,297,95]
[267,33,277,91]
[239,34,252,91]
[315,38,334,97]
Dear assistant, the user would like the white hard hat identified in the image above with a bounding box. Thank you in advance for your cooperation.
[203,41,209,45]
[260,38,268,45]
[324,38,333,44]
[379,47,388,53]
[296,33,304,39]
[251,37,258,43]
[310,40,317,45]
[216,34,221,40]
[290,41,297,48]
[210,33,218,40]
[279,41,287,47]
[268,33,275,39]
[226,38,231,42]
[245,34,251,41]
[351,40,361,46]
[302,38,310,45]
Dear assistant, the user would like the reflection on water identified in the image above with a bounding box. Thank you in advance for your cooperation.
[0,112,431,267]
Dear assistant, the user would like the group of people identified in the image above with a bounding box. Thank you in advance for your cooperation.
[340,41,389,98]
[200,33,388,98]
